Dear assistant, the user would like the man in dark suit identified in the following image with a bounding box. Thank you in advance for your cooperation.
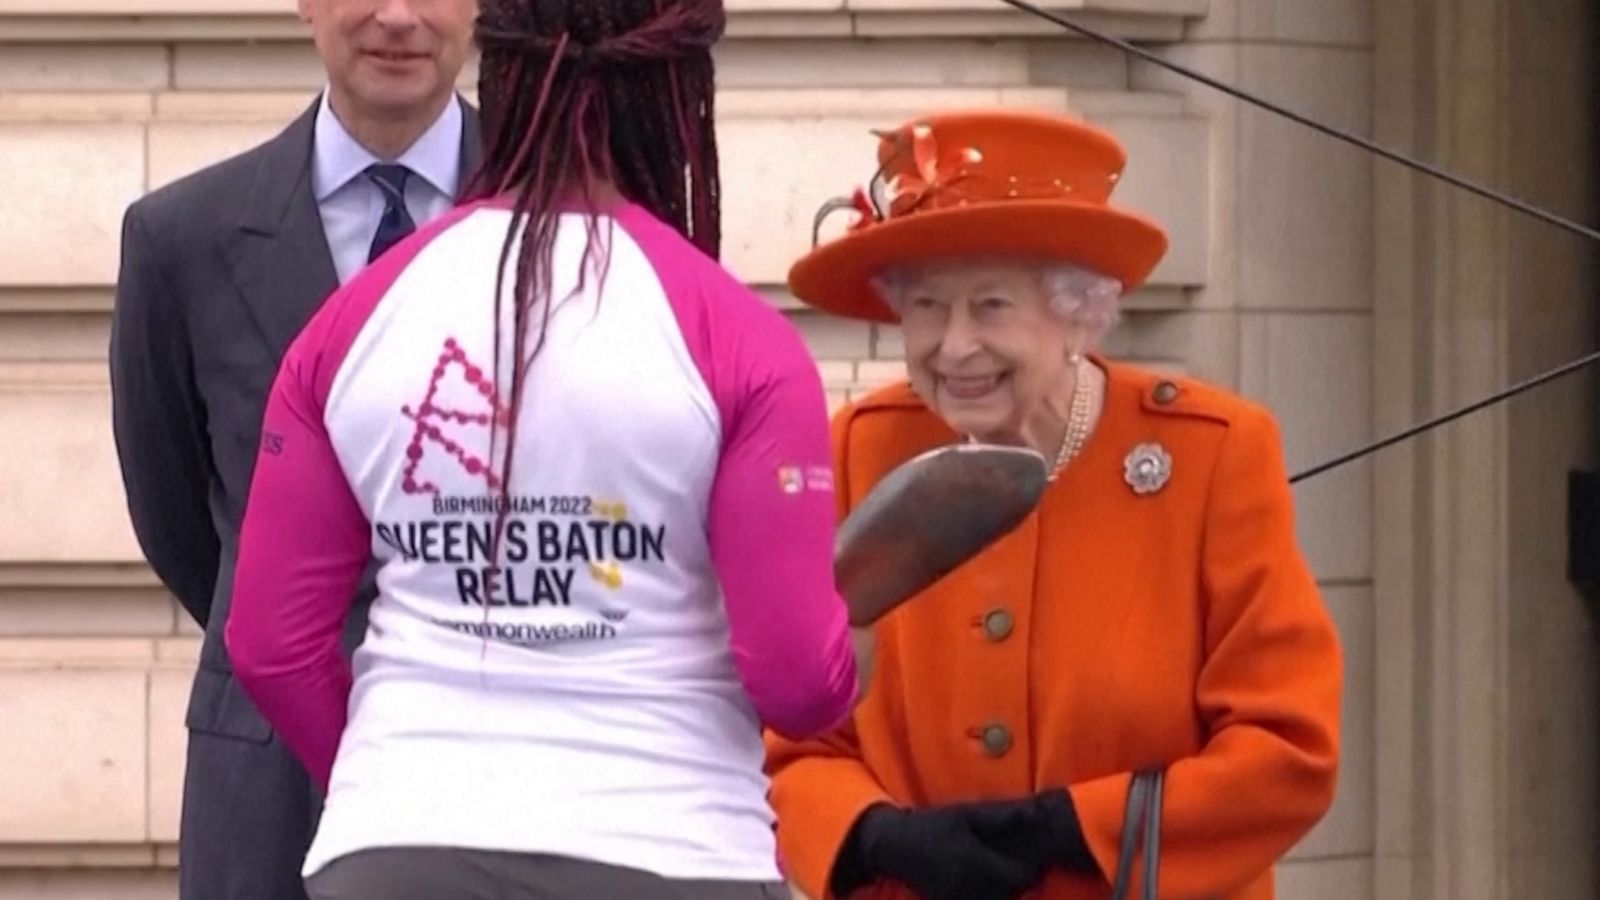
[108,2,481,897]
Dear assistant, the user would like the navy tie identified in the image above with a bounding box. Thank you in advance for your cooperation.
[366,163,417,262]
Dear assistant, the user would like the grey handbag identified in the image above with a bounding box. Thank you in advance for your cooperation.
[1109,769,1164,900]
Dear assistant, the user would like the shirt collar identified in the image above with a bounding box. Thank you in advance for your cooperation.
[312,89,464,202]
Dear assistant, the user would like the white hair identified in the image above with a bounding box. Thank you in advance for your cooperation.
[868,260,1124,349]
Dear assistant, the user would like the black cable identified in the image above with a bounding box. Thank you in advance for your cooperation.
[994,0,1600,244]
[1289,349,1600,482]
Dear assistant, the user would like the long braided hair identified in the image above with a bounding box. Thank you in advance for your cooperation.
[464,0,725,571]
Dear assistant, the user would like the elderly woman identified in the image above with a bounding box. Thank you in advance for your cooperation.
[764,110,1342,900]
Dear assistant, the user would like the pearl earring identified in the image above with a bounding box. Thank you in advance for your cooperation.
[1067,351,1084,365]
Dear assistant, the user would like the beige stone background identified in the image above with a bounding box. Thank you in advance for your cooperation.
[1,1,1597,898]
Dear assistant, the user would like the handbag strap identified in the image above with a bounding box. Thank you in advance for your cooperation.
[1142,770,1164,899]
[1109,769,1164,900]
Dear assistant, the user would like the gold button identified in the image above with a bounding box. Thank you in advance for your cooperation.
[1153,381,1180,405]
[982,608,1014,641]
[979,723,1013,757]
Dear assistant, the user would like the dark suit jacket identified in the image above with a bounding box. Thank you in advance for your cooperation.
[109,94,480,896]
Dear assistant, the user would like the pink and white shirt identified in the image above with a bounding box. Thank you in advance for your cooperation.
[225,198,859,881]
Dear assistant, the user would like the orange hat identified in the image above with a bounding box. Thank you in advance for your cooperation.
[788,109,1170,324]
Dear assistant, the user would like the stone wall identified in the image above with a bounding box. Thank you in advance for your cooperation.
[0,1,1398,897]
[1370,0,1600,898]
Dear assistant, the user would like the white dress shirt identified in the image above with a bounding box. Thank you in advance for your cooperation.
[312,90,465,285]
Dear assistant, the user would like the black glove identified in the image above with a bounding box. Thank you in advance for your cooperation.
[1002,788,1099,875]
[829,800,1049,900]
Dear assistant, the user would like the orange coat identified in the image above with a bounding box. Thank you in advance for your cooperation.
[765,359,1342,900]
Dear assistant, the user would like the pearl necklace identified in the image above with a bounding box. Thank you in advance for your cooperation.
[1049,356,1095,481]
[958,357,1096,479]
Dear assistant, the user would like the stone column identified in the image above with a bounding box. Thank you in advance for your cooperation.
[1372,0,1600,897]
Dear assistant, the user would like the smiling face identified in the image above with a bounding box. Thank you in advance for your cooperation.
[299,0,476,124]
[890,259,1089,444]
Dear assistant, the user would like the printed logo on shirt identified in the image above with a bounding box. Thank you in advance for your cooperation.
[778,466,804,494]
[399,337,507,497]
[375,507,667,609]
[777,464,834,495]
[427,616,621,647]
[381,338,676,648]
[806,465,835,492]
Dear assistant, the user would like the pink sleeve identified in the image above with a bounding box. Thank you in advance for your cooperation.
[618,204,858,740]
[708,332,859,739]
[225,348,368,789]
[225,203,481,787]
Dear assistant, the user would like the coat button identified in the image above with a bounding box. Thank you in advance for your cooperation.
[979,723,1013,757]
[982,608,1014,641]
[1153,381,1180,405]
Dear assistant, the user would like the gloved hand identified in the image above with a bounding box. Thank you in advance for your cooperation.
[1000,788,1098,875]
[830,800,1049,900]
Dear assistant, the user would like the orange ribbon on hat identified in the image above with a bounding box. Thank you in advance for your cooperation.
[880,125,983,220]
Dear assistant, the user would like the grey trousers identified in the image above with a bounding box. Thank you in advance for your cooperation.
[179,727,316,900]
[304,847,791,900]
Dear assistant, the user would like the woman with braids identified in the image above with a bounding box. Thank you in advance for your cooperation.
[222,1,857,898]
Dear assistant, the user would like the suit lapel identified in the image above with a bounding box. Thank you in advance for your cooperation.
[222,99,340,361]
[224,94,483,360]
